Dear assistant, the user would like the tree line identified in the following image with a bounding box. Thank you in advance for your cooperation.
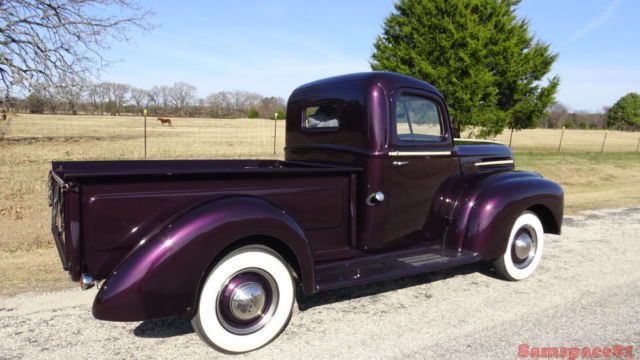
[540,94,640,131]
[14,81,286,119]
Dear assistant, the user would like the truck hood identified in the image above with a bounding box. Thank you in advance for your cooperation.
[454,139,512,158]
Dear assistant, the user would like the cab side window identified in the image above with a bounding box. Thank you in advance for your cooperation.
[303,103,340,129]
[395,95,442,142]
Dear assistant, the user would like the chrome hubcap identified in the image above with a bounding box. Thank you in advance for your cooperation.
[230,282,266,320]
[216,269,278,335]
[511,225,537,269]
[514,234,533,260]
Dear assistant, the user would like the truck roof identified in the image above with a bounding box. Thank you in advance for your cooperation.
[292,71,443,98]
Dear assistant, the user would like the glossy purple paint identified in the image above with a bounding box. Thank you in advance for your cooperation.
[48,72,563,324]
[441,170,562,258]
[92,196,316,321]
[57,160,356,282]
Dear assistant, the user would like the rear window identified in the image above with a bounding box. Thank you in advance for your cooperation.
[303,103,340,129]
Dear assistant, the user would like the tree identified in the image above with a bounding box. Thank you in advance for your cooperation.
[25,92,45,113]
[607,93,640,130]
[541,102,568,128]
[0,0,149,107]
[129,87,147,114]
[86,82,109,115]
[256,96,286,119]
[103,82,130,115]
[54,79,87,115]
[371,0,559,137]
[156,85,172,115]
[147,86,161,115]
[170,82,197,116]
[206,90,262,118]
[247,108,259,119]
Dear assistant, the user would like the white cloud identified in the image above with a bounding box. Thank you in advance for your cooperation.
[561,0,621,47]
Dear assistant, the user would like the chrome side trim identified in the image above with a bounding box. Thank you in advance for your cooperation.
[389,151,452,157]
[454,138,499,144]
[475,160,514,166]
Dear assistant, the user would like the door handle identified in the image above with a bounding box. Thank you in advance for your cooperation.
[392,161,409,166]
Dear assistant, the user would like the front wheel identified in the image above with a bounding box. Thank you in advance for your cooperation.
[192,245,295,353]
[493,211,544,281]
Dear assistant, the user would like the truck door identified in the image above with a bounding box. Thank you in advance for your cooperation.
[380,90,460,249]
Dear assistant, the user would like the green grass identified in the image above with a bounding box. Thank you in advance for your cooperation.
[514,152,640,213]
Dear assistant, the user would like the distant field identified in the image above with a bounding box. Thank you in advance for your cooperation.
[2,113,286,159]
[0,113,639,296]
[481,128,640,153]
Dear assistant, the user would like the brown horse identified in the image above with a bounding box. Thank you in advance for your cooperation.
[157,117,172,127]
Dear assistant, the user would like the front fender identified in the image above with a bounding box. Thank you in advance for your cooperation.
[93,196,314,321]
[446,171,563,259]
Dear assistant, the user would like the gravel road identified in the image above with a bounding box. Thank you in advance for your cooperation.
[1,207,639,359]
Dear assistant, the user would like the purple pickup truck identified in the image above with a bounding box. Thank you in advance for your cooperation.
[48,72,563,353]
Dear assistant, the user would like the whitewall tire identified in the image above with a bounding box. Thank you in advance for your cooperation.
[192,245,295,353]
[493,211,544,281]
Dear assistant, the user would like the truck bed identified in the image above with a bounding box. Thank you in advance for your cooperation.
[50,159,361,282]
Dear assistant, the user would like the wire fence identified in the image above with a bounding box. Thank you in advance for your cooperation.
[489,128,640,153]
[2,114,640,162]
[1,113,286,160]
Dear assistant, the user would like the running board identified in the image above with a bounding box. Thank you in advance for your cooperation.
[314,246,480,292]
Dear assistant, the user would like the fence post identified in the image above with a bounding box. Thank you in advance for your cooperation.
[273,112,278,155]
[557,126,565,153]
[636,134,640,152]
[143,109,147,159]
[508,127,514,148]
[600,130,608,153]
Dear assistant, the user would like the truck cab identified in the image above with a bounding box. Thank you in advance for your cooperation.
[286,72,551,254]
[49,72,563,353]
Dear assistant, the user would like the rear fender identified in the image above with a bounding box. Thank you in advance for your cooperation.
[93,196,314,322]
[446,171,563,259]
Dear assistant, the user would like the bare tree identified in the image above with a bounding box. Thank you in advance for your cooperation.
[256,96,286,119]
[205,91,227,118]
[0,0,150,107]
[145,85,172,115]
[147,86,161,115]
[129,87,147,114]
[161,86,172,114]
[103,82,129,115]
[191,97,207,117]
[170,82,196,116]
[86,82,109,114]
[542,102,569,128]
[54,79,86,115]
[206,90,262,118]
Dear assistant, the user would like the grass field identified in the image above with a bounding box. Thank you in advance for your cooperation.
[1,113,639,297]
[480,128,640,153]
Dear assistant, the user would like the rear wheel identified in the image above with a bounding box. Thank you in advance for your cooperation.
[493,211,544,281]
[192,245,295,353]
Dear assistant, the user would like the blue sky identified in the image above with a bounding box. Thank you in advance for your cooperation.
[102,0,640,112]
